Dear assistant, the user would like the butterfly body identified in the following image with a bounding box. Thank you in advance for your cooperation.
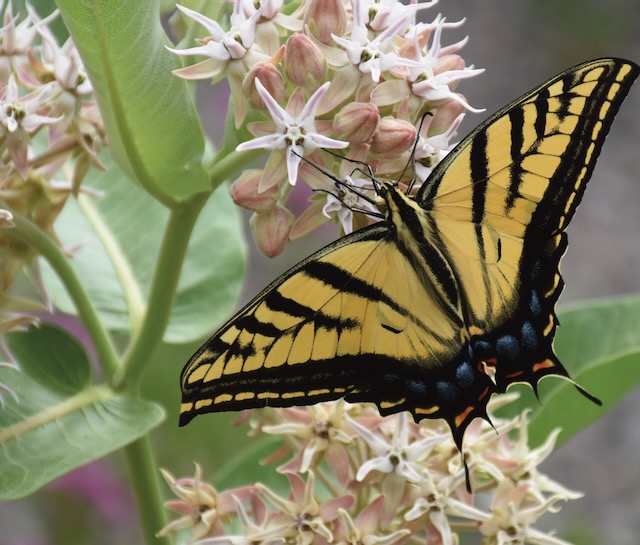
[180,58,638,450]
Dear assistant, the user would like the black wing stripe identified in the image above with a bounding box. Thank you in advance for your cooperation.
[386,188,462,318]
[532,61,635,234]
[505,107,525,212]
[533,85,550,141]
[469,128,491,299]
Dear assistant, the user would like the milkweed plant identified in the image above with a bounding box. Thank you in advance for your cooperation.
[0,1,636,544]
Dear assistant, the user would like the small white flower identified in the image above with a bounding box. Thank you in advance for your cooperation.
[0,0,44,81]
[405,472,489,545]
[170,3,263,62]
[413,112,464,183]
[332,0,418,83]
[0,75,60,134]
[25,5,90,96]
[351,412,445,482]
[236,80,348,185]
[479,481,578,545]
[322,175,378,234]
[366,0,438,32]
[407,21,484,111]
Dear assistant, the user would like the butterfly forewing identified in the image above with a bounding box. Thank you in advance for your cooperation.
[181,224,465,424]
[422,59,638,329]
[181,58,638,447]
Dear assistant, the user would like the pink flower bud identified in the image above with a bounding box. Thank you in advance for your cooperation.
[250,205,294,257]
[243,63,286,110]
[371,117,417,155]
[304,0,346,43]
[284,33,326,87]
[434,55,465,75]
[333,102,380,144]
[230,169,280,212]
[427,100,466,136]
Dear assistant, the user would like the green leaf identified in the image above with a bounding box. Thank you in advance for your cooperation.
[55,0,210,202]
[502,294,640,447]
[40,155,245,344]
[0,324,165,499]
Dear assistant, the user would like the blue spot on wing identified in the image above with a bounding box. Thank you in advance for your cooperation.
[529,290,542,316]
[406,378,427,398]
[521,321,538,349]
[455,362,475,389]
[496,335,520,359]
[436,380,457,402]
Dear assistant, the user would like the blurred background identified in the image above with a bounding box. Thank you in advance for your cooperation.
[2,2,639,544]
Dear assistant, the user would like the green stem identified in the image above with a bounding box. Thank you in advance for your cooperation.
[125,436,171,545]
[208,149,263,191]
[77,194,146,333]
[115,193,208,387]
[7,209,120,377]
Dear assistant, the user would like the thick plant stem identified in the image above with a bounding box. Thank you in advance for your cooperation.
[7,209,120,377]
[208,149,263,191]
[115,192,208,388]
[125,436,171,545]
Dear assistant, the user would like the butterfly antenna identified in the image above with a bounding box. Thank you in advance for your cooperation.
[401,112,433,194]
[293,151,384,220]
[322,149,383,193]
[323,148,376,178]
[293,150,344,187]
[308,187,384,219]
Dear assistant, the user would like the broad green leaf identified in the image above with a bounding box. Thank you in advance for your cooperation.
[502,294,640,446]
[0,324,165,499]
[40,154,245,343]
[55,0,209,201]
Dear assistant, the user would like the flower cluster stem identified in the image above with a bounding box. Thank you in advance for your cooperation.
[5,207,120,377]
[125,436,172,545]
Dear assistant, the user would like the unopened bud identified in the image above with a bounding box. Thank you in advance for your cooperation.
[305,0,346,43]
[427,100,466,136]
[285,33,326,87]
[230,169,280,212]
[243,63,286,110]
[371,117,417,155]
[434,55,465,75]
[334,102,380,144]
[250,205,294,257]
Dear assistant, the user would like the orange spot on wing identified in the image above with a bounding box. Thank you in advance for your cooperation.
[533,359,556,373]
[454,406,474,428]
[478,386,491,400]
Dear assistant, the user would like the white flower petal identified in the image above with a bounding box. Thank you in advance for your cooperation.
[236,133,285,151]
[286,145,303,184]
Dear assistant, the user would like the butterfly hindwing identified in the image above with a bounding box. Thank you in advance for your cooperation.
[181,58,638,447]
[419,58,639,394]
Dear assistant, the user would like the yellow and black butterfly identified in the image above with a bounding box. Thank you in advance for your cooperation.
[180,59,638,459]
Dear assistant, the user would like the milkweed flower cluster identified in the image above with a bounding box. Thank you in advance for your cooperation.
[0,2,105,400]
[169,0,483,256]
[159,395,582,545]
[0,3,104,287]
[0,1,105,403]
